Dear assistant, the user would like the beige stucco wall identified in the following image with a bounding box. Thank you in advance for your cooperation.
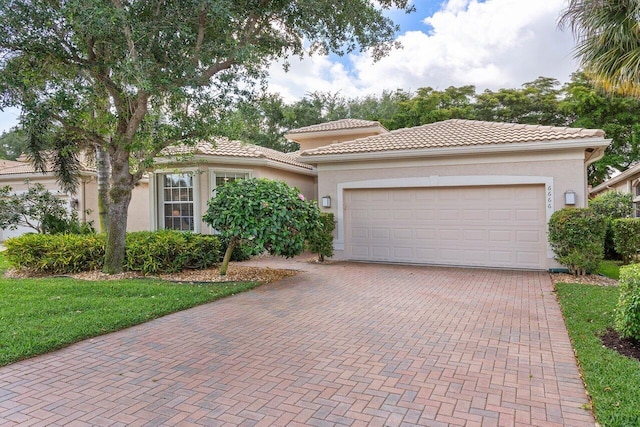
[149,161,316,234]
[252,166,316,201]
[128,180,150,231]
[311,148,591,269]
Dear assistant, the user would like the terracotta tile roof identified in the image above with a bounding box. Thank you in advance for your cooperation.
[300,119,606,157]
[286,119,385,135]
[160,138,313,170]
[0,155,95,176]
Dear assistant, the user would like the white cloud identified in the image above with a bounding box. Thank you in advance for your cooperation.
[266,0,578,100]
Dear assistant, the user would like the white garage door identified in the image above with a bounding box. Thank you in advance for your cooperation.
[345,185,547,269]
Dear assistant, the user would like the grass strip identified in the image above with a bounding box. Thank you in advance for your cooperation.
[556,283,640,426]
[597,260,622,280]
[0,274,258,367]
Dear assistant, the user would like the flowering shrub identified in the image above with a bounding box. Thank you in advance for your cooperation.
[203,178,320,275]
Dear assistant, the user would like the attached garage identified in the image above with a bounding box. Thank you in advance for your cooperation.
[345,185,546,269]
[290,119,612,271]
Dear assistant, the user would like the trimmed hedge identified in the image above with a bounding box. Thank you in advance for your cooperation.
[4,233,105,273]
[124,231,220,274]
[589,191,633,260]
[5,230,221,274]
[548,207,606,275]
[612,218,640,264]
[615,263,640,340]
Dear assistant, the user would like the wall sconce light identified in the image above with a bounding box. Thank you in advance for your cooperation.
[70,198,79,210]
[564,190,576,205]
[321,196,331,208]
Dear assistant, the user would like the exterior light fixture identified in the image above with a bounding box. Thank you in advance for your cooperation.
[564,190,576,206]
[321,196,331,208]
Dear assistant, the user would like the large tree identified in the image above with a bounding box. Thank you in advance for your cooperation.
[560,0,640,96]
[0,0,412,273]
[561,73,640,184]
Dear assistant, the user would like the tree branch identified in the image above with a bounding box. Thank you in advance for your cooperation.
[125,91,148,143]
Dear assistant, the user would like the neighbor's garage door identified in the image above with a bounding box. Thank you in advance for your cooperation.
[345,185,546,269]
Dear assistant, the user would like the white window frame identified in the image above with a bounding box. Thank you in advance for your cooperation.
[208,168,253,197]
[152,169,201,233]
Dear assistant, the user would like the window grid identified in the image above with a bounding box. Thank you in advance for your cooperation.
[162,174,194,231]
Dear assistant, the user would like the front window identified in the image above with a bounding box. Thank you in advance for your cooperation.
[162,174,194,231]
[215,172,248,189]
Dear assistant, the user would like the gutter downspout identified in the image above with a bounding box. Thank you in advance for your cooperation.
[585,145,608,201]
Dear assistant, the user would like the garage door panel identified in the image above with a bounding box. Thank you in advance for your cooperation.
[516,230,541,242]
[345,185,546,269]
[371,228,390,239]
[516,209,541,221]
[489,209,512,221]
[439,229,463,240]
[463,229,486,241]
[462,209,488,221]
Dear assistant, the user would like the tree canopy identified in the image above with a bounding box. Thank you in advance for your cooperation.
[0,0,412,272]
[223,74,636,186]
[560,0,640,96]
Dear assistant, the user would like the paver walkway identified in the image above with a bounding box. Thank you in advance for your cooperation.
[0,258,595,426]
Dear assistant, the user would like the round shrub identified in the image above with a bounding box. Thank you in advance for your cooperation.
[548,207,606,275]
[612,218,640,264]
[615,263,640,340]
[589,191,633,259]
[203,178,320,275]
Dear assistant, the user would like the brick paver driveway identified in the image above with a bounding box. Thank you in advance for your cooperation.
[0,258,594,426]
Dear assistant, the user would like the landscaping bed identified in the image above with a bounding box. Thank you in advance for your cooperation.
[5,263,298,284]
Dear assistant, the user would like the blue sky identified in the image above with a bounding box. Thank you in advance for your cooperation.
[0,0,577,134]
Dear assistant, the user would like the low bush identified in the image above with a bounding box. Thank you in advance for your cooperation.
[5,231,220,274]
[612,218,640,264]
[4,233,105,273]
[589,191,633,260]
[125,231,220,274]
[615,263,640,340]
[306,212,335,262]
[548,207,606,275]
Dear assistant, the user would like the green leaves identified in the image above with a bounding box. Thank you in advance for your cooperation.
[0,182,77,233]
[615,263,640,340]
[548,207,607,275]
[203,178,320,272]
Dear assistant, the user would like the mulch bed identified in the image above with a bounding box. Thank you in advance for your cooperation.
[5,264,299,285]
[600,328,640,362]
[551,273,640,362]
[550,272,619,287]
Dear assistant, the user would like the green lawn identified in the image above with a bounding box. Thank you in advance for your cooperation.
[556,283,640,426]
[597,260,623,280]
[0,255,259,367]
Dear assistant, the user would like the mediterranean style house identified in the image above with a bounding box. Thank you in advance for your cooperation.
[0,118,611,270]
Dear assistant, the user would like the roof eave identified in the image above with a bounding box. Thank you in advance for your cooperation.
[299,137,612,164]
[155,155,317,176]
[591,161,640,194]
